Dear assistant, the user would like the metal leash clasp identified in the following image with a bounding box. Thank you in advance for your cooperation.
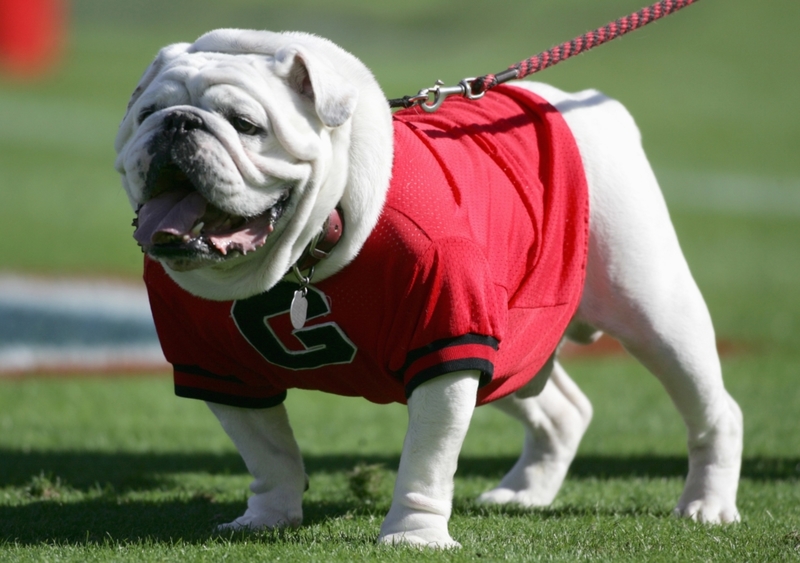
[410,77,485,113]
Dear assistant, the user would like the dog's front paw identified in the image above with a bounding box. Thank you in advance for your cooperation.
[378,503,459,549]
[216,491,302,533]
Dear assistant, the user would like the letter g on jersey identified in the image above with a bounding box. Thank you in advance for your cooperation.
[232,281,357,370]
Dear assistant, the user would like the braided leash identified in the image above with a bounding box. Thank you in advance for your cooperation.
[389,0,701,112]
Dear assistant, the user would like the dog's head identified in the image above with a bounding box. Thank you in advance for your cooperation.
[115,29,393,300]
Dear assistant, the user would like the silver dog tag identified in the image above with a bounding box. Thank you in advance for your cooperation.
[290,289,308,330]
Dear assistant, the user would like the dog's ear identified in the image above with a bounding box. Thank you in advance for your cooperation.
[274,45,359,128]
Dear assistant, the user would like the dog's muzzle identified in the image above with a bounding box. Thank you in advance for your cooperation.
[131,111,290,267]
[133,184,289,261]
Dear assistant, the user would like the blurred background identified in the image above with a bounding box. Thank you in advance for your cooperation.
[0,0,798,361]
[1,3,798,552]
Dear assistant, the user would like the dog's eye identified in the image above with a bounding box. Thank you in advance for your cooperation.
[230,116,261,136]
[138,105,157,124]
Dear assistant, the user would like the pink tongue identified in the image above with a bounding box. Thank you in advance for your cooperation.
[133,190,207,247]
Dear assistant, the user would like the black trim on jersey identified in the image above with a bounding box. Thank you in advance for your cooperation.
[404,358,494,399]
[173,364,245,384]
[175,385,287,409]
[399,333,500,375]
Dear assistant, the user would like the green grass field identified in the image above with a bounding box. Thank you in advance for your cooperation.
[1,0,799,560]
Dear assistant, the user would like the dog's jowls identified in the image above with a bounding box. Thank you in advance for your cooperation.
[115,29,742,548]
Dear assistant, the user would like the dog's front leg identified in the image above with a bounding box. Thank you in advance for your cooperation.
[378,371,480,549]
[206,402,306,531]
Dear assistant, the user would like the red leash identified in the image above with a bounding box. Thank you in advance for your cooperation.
[389,0,701,112]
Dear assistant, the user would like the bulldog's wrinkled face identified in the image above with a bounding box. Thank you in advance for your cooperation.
[115,30,391,301]
[117,52,317,272]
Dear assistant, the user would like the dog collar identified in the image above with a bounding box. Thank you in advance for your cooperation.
[295,206,344,273]
[289,207,344,330]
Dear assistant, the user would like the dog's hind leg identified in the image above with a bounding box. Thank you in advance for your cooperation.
[576,245,743,523]
[206,402,306,531]
[478,360,592,507]
[526,82,743,524]
[576,250,743,524]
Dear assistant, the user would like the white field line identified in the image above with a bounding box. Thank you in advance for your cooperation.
[0,274,167,375]
[0,274,151,316]
[0,345,167,374]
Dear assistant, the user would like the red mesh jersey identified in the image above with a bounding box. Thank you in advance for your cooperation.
[144,85,589,407]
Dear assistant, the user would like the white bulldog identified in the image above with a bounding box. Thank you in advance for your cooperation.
[115,29,743,548]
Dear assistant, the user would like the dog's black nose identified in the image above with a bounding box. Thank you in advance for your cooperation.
[163,110,205,134]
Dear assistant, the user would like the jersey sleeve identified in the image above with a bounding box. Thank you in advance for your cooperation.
[388,237,507,398]
[144,258,288,409]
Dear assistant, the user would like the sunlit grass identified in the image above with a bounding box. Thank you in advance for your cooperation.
[1,352,799,560]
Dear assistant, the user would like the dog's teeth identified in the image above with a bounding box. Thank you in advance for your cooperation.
[190,222,204,237]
